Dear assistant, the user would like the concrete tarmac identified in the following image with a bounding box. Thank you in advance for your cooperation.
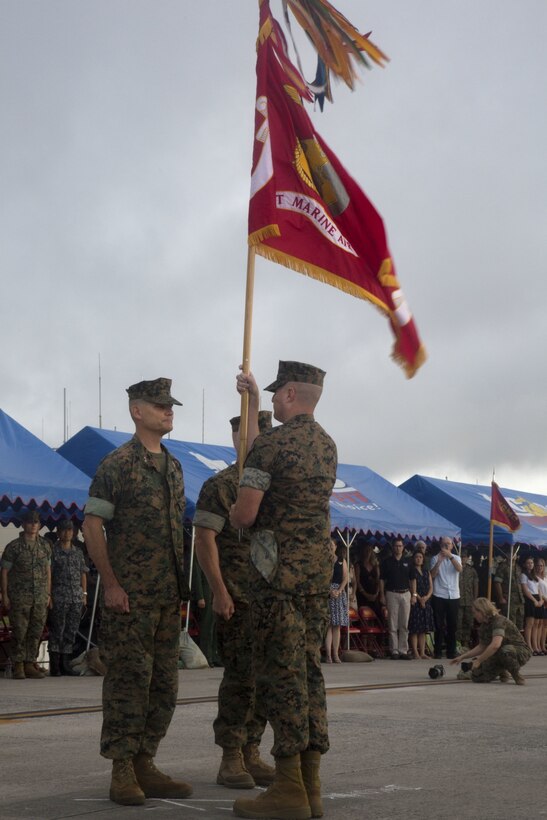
[1,656,547,820]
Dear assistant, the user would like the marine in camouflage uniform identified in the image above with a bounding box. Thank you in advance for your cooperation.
[453,597,531,685]
[230,361,337,820]
[456,558,479,648]
[82,378,192,806]
[472,612,531,683]
[493,555,525,630]
[194,406,274,788]
[0,510,51,677]
[48,519,89,674]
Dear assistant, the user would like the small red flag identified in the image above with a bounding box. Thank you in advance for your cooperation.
[249,0,426,377]
[490,482,520,532]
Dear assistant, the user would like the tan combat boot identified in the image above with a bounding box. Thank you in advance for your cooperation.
[133,753,193,798]
[217,748,255,788]
[505,657,526,685]
[13,662,25,679]
[233,754,311,819]
[24,662,45,679]
[300,750,323,818]
[243,742,275,786]
[109,759,145,806]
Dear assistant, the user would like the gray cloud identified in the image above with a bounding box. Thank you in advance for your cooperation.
[1,0,546,496]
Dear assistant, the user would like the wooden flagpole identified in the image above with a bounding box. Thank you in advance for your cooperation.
[238,246,256,475]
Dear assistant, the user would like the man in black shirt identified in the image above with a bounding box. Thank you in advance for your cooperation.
[379,538,412,659]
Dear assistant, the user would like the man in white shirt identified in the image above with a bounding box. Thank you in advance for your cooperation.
[430,536,462,659]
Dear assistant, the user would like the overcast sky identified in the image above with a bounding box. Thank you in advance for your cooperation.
[2,0,546,495]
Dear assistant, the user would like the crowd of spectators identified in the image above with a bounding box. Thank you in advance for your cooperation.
[333,535,547,662]
[2,522,547,675]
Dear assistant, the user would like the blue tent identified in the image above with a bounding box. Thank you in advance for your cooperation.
[59,427,460,539]
[399,475,547,547]
[0,410,91,526]
[58,426,236,521]
[330,463,460,540]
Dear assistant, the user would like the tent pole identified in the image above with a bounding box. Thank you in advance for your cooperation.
[86,575,100,653]
[506,543,516,622]
[336,527,357,651]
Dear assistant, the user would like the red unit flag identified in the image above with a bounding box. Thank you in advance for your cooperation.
[249,0,426,377]
[490,481,521,532]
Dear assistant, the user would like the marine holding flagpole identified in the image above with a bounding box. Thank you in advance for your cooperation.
[228,2,422,816]
[230,361,337,819]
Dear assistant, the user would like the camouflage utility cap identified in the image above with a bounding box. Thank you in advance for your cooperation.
[264,361,326,392]
[22,510,41,524]
[57,519,74,532]
[126,377,182,406]
[230,410,273,434]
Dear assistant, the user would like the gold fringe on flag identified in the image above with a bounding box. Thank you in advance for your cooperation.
[249,225,282,244]
[252,240,426,378]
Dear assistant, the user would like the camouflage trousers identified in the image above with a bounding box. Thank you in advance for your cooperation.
[99,599,180,759]
[48,602,82,654]
[214,602,266,749]
[456,605,475,646]
[250,582,330,758]
[471,643,532,683]
[10,598,48,663]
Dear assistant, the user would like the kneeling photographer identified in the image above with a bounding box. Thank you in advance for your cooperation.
[450,597,531,685]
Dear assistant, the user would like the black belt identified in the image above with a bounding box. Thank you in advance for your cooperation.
[388,589,410,594]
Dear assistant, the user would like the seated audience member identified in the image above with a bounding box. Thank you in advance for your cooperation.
[520,556,544,654]
[451,597,531,685]
[408,550,434,659]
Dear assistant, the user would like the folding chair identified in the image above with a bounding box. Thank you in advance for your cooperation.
[340,607,366,652]
[358,606,389,658]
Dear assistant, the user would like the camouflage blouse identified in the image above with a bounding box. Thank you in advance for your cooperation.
[493,560,524,603]
[85,435,187,602]
[478,613,528,649]
[1,535,51,603]
[240,413,337,596]
[194,463,251,603]
[51,542,89,605]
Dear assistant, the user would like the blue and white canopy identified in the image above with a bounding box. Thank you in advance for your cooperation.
[0,410,90,525]
[400,474,547,547]
[59,427,460,540]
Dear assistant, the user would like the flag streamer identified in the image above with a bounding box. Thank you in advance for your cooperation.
[282,0,389,92]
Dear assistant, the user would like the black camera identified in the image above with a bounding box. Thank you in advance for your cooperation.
[461,661,473,673]
[428,664,445,679]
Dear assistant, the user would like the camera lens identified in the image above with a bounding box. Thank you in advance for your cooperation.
[428,664,445,679]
